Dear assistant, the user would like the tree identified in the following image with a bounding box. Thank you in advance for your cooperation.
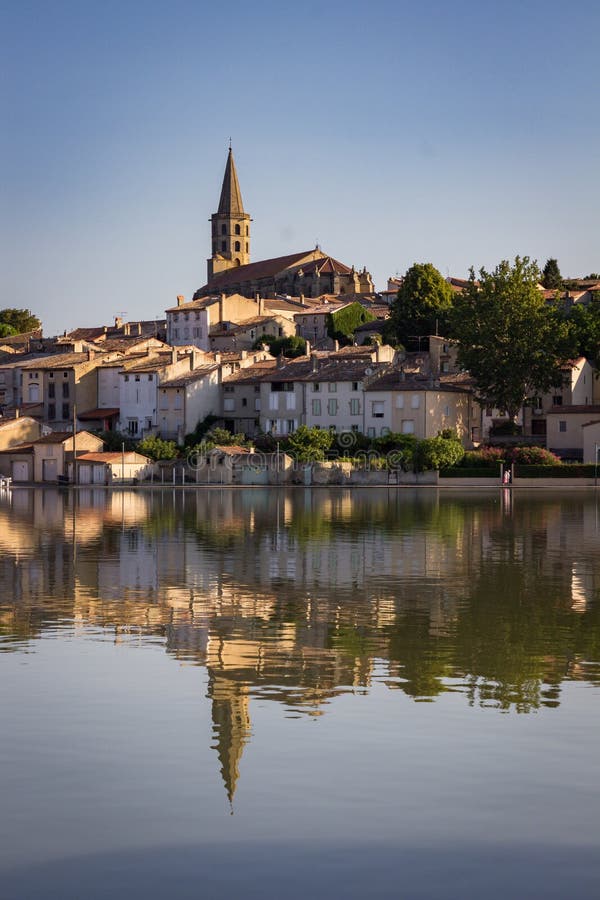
[414,435,465,471]
[541,258,563,290]
[565,297,600,366]
[136,435,178,460]
[327,302,375,346]
[0,308,42,334]
[0,323,17,338]
[287,425,333,463]
[452,257,574,421]
[252,334,306,358]
[585,273,600,280]
[386,263,454,347]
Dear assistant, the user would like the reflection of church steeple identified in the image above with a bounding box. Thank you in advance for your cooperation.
[209,671,251,810]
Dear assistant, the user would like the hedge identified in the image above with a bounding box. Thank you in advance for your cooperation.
[514,464,598,478]
[439,467,501,478]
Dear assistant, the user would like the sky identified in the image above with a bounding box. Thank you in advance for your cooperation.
[1,0,599,336]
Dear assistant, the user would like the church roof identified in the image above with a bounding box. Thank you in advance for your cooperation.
[196,249,327,297]
[217,148,246,217]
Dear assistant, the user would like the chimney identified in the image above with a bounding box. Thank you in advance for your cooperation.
[300,294,305,306]
[241,350,247,360]
[87,348,96,361]
[114,317,122,329]
[214,352,222,365]
[333,340,339,352]
[177,295,185,307]
[136,322,142,335]
[124,322,131,336]
[305,339,311,356]
[15,407,20,419]
[311,351,319,373]
[375,344,381,362]
[259,296,264,315]
[171,348,177,365]
[219,293,226,324]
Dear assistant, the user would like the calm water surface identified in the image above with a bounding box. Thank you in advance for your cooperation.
[1,487,599,899]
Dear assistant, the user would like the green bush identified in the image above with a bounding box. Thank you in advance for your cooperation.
[460,447,505,468]
[415,436,465,471]
[137,435,179,460]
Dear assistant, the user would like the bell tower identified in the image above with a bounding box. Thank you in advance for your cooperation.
[207,147,251,281]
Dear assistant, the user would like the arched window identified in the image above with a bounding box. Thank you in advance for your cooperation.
[235,224,241,235]
[246,242,249,253]
[234,241,240,252]
[221,224,226,235]
[246,225,249,236]
[221,240,227,252]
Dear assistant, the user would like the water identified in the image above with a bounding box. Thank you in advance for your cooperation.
[1,487,599,899]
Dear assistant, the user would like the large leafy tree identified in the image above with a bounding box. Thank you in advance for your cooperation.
[452,257,574,421]
[387,263,454,347]
[287,425,333,463]
[541,258,563,290]
[0,308,42,334]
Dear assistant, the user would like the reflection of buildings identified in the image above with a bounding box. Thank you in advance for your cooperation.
[1,488,600,800]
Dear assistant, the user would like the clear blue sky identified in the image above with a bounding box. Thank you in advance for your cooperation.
[2,0,599,335]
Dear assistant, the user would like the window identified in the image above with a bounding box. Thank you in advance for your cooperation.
[234,241,241,252]
[124,374,130,382]
[351,382,359,391]
[63,372,68,378]
[174,391,183,411]
[381,427,390,436]
[223,386,234,393]
[559,420,567,433]
[128,419,138,435]
[553,396,563,406]
[246,225,249,236]
[48,404,56,420]
[254,398,261,411]
[254,385,260,393]
[221,224,226,235]
[235,224,241,235]
[444,405,450,417]
[367,427,375,438]
[411,394,420,409]
[328,399,338,416]
[312,399,321,416]
[62,403,69,419]
[351,424,359,433]
[328,383,337,393]
[62,382,69,398]
[402,420,415,434]
[223,398,235,412]
[441,361,450,373]
[395,395,404,409]
[48,372,53,379]
[159,391,169,410]
[313,383,320,392]
[135,374,140,382]
[246,243,249,253]
[242,398,247,407]
[372,401,384,418]
[350,398,360,416]
[287,419,296,434]
[221,241,226,252]
[48,383,55,399]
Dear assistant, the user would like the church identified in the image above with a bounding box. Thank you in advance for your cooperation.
[193,149,374,300]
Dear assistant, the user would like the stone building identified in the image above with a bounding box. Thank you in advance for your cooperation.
[196,149,374,300]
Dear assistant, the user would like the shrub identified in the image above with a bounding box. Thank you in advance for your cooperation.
[490,421,522,436]
[460,447,505,468]
[415,436,465,471]
[507,446,562,465]
[137,435,178,461]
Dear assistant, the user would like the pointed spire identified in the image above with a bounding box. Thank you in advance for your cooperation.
[217,147,245,216]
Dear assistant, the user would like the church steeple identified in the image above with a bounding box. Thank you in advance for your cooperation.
[217,148,245,216]
[207,147,251,282]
